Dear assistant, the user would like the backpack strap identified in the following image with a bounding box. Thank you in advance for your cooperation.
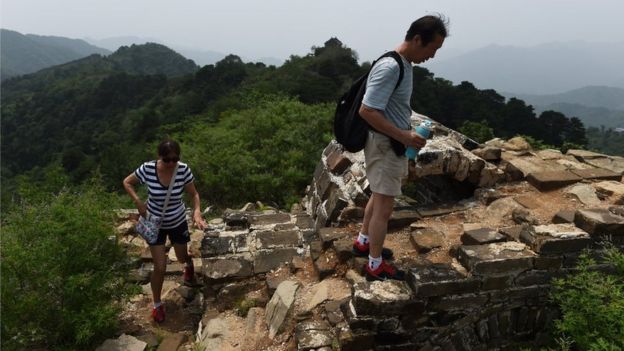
[373,51,405,92]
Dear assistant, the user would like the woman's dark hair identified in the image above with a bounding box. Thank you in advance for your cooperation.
[157,139,181,157]
[405,14,449,46]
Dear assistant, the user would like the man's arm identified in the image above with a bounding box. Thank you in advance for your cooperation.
[359,105,426,149]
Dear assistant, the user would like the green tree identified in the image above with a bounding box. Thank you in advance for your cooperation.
[457,120,495,143]
[1,183,134,350]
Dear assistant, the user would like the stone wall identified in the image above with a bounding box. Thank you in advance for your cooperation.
[301,115,624,350]
[303,113,505,230]
[200,206,316,282]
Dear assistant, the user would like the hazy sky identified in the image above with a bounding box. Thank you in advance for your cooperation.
[2,0,623,62]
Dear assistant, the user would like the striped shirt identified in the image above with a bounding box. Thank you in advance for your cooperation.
[134,161,194,229]
[362,55,413,130]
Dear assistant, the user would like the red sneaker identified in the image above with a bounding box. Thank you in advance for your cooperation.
[183,263,196,286]
[365,260,406,281]
[152,305,165,323]
[352,240,394,260]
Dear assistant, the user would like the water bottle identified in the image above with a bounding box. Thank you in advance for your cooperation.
[406,120,432,160]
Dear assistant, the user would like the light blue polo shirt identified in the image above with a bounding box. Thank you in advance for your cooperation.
[362,55,413,130]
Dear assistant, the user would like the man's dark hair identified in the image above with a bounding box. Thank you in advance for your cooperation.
[157,139,181,156]
[405,14,449,46]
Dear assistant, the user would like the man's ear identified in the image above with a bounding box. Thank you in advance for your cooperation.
[412,34,422,47]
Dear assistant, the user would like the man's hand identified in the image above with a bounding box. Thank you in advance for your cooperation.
[403,130,427,149]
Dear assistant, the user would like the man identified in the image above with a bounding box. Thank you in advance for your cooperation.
[352,15,447,281]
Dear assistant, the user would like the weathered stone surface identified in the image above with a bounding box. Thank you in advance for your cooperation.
[338,206,365,223]
[536,149,563,160]
[333,237,355,262]
[567,149,607,160]
[575,208,624,236]
[505,157,565,180]
[202,254,253,280]
[352,281,422,316]
[565,184,601,206]
[430,293,489,312]
[502,136,531,151]
[527,171,582,191]
[519,224,591,254]
[198,317,228,350]
[499,225,524,241]
[249,212,292,226]
[610,206,624,217]
[458,242,536,275]
[255,229,300,249]
[594,181,624,204]
[461,228,506,245]
[553,209,577,224]
[254,248,300,273]
[201,230,248,257]
[314,250,338,279]
[407,264,480,297]
[472,146,501,161]
[223,209,250,229]
[327,150,353,175]
[156,333,186,351]
[296,320,333,350]
[388,209,422,229]
[417,203,468,218]
[318,227,351,247]
[304,278,351,312]
[534,255,564,270]
[96,334,146,351]
[325,190,349,224]
[583,157,624,175]
[570,168,622,181]
[266,280,301,339]
[410,228,445,252]
[512,208,540,225]
[295,214,315,229]
[514,195,543,209]
[485,197,524,222]
[474,188,506,205]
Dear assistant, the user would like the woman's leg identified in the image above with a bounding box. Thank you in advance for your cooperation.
[149,244,168,303]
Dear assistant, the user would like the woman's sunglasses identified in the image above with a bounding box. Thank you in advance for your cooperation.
[162,156,180,163]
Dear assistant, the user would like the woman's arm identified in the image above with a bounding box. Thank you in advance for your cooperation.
[184,181,208,230]
[123,173,147,217]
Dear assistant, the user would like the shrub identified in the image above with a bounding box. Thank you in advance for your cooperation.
[549,246,624,350]
[1,184,133,350]
[458,120,495,143]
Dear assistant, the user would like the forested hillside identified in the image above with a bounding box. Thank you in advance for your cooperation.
[1,38,599,210]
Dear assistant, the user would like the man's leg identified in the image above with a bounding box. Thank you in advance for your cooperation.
[367,192,394,259]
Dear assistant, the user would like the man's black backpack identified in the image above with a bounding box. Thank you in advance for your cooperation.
[333,51,405,154]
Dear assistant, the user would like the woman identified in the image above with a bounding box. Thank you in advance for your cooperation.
[123,139,207,323]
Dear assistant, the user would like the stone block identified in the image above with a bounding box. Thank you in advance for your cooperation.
[295,214,315,229]
[296,320,333,350]
[570,168,622,181]
[223,210,249,228]
[513,195,543,209]
[326,150,353,175]
[498,225,524,241]
[552,209,576,224]
[249,212,292,226]
[534,255,563,270]
[514,270,555,286]
[526,171,581,191]
[461,227,507,245]
[584,157,624,175]
[407,264,480,297]
[255,229,300,249]
[202,254,253,280]
[458,242,536,275]
[201,230,248,257]
[388,210,422,229]
[474,188,506,205]
[333,237,355,262]
[410,228,445,253]
[481,275,513,290]
[429,293,489,311]
[417,203,468,218]
[472,146,501,161]
[574,208,624,237]
[352,281,423,317]
[254,248,299,274]
[519,224,592,254]
[318,227,351,248]
[313,249,338,279]
[266,280,301,339]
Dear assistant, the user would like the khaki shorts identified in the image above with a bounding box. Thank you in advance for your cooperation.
[364,131,408,197]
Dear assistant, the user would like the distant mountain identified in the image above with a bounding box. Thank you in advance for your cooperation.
[423,41,624,95]
[109,43,198,76]
[1,29,110,80]
[506,86,624,111]
[532,103,624,129]
[83,35,161,51]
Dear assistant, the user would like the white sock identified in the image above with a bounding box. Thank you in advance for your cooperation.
[368,255,382,270]
[357,232,369,245]
[153,301,162,309]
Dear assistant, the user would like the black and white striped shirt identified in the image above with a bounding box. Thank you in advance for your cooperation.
[134,161,194,229]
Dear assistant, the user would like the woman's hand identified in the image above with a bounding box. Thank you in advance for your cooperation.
[193,212,208,230]
[136,201,147,218]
